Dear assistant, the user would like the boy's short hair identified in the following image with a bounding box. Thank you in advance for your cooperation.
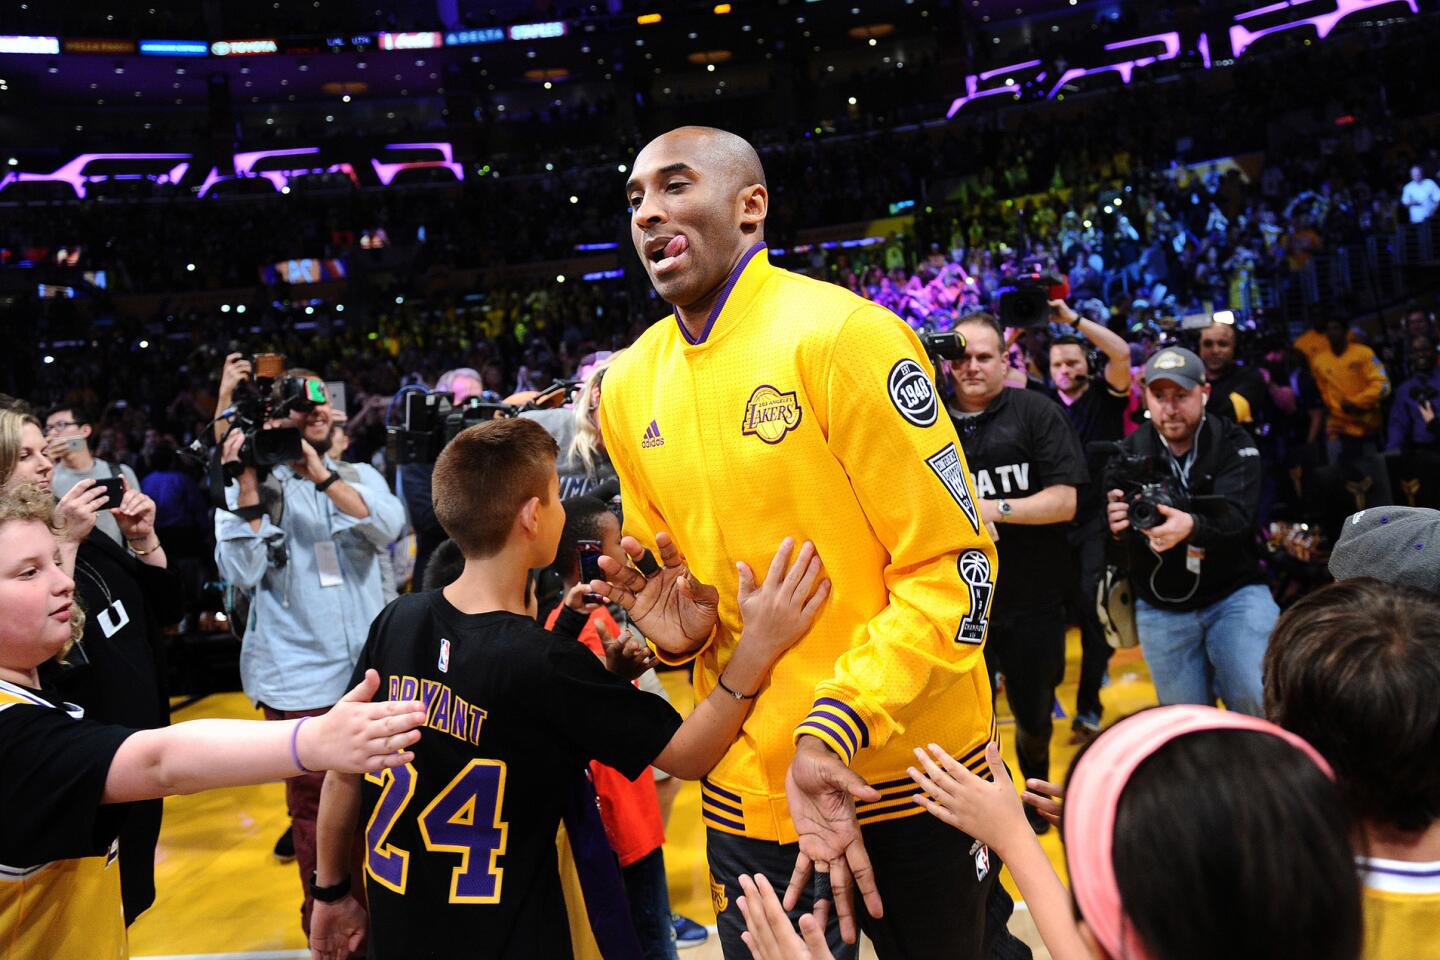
[433,418,559,558]
[554,496,611,580]
[1264,577,1440,833]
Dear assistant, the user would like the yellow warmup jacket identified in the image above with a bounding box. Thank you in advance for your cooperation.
[600,244,998,842]
[1308,341,1390,438]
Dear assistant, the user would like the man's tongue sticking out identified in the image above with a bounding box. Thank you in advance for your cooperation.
[655,234,689,275]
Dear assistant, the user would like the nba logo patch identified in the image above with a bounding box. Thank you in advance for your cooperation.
[439,638,451,673]
[974,844,990,881]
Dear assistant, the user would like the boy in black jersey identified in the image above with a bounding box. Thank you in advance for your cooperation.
[311,418,829,960]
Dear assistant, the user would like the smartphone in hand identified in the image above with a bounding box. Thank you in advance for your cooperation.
[578,540,605,604]
[93,477,125,510]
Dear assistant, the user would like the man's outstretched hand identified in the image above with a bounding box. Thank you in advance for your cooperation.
[589,531,719,656]
[783,736,884,944]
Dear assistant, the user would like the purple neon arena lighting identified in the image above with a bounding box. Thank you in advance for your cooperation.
[948,0,1420,118]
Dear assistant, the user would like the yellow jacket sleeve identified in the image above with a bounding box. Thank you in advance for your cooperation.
[1354,349,1391,409]
[797,305,998,763]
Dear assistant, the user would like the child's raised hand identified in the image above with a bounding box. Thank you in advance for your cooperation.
[907,741,1030,858]
[1022,777,1065,828]
[598,621,657,681]
[301,669,427,773]
[737,872,835,960]
[736,538,830,661]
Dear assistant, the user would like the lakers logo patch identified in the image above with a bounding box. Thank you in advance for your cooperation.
[741,385,802,444]
[709,871,729,915]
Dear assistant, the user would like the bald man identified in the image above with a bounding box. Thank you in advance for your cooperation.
[593,127,1024,959]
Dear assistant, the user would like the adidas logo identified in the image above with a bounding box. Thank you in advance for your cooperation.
[641,420,665,449]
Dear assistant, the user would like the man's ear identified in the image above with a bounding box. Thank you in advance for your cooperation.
[80,423,92,441]
[739,183,768,232]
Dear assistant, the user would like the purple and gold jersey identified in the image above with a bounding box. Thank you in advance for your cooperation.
[351,592,681,959]
[0,679,130,960]
[600,243,999,843]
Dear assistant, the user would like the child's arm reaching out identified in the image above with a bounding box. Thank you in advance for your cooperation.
[651,537,830,779]
[907,742,1091,960]
[102,670,425,804]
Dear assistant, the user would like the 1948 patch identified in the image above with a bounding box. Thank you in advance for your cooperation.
[888,359,938,428]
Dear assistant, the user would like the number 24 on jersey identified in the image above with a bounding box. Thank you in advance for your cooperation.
[365,759,509,903]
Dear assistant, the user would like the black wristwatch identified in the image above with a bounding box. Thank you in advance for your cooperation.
[310,872,352,903]
[314,469,341,493]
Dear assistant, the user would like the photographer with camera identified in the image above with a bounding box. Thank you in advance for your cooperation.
[945,311,1087,832]
[212,354,405,941]
[1045,298,1133,742]
[1105,347,1273,716]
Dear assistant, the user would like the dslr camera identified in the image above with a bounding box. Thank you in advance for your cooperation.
[1412,383,1437,406]
[1090,441,1190,531]
[997,273,1071,329]
[223,353,327,476]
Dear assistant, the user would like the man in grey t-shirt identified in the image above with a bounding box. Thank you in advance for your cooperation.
[45,405,140,547]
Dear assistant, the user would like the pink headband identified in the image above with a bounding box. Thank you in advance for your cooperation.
[1062,706,1333,960]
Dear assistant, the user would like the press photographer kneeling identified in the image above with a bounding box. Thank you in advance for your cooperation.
[1104,346,1274,717]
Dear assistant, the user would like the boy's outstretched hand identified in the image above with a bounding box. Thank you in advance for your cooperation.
[738,873,834,960]
[597,620,658,681]
[907,741,1030,859]
[736,538,830,658]
[299,669,427,774]
[589,531,719,656]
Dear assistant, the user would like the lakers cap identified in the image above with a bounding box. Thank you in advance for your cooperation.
[1143,347,1205,391]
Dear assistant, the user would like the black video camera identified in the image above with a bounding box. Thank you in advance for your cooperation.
[1089,441,1189,531]
[998,273,1071,329]
[387,379,585,466]
[920,329,969,364]
[223,353,327,476]
[1412,383,1437,406]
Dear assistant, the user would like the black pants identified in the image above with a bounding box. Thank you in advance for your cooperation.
[1066,516,1112,725]
[706,814,1031,960]
[984,599,1066,786]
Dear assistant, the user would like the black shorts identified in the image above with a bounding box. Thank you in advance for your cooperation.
[705,813,1031,960]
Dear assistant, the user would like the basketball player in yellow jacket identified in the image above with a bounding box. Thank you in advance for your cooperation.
[592,127,1011,960]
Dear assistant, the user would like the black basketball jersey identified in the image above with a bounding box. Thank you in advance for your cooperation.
[350,591,682,960]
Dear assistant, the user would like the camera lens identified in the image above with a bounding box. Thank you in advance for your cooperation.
[1129,498,1162,531]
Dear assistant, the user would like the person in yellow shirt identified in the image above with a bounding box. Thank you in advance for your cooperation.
[1305,316,1392,505]
[1265,572,1440,960]
[591,127,1012,960]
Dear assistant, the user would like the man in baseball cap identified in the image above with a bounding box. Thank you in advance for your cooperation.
[1105,342,1276,715]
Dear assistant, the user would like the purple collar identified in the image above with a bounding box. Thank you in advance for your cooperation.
[676,241,768,346]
